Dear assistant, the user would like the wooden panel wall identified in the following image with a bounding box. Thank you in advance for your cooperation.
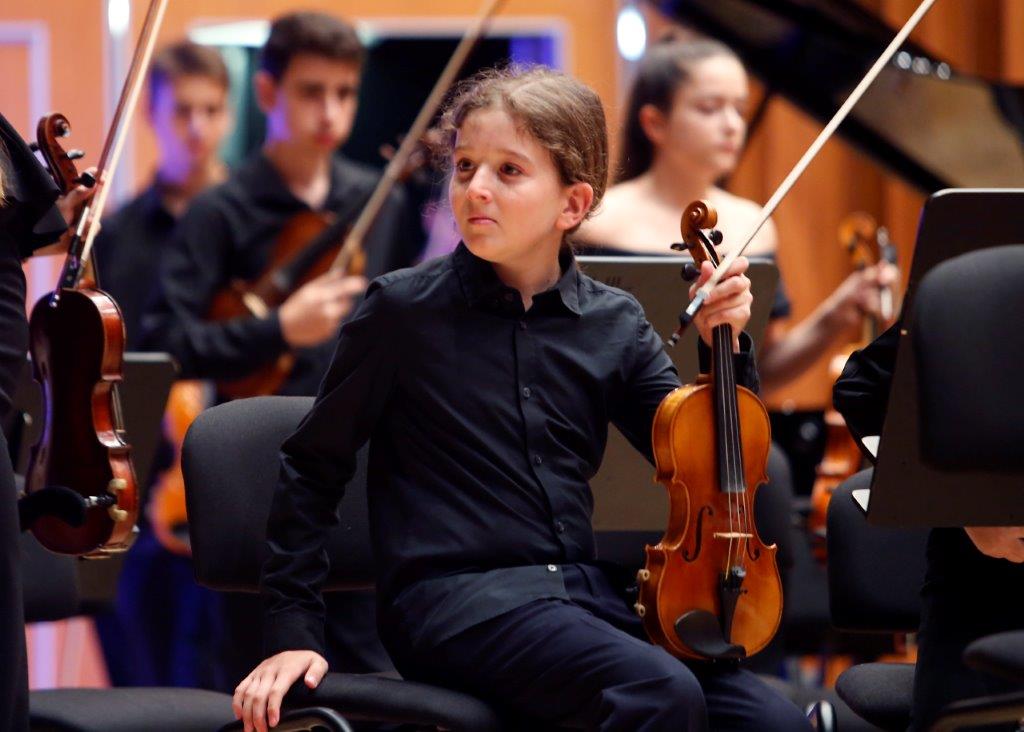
[3,0,1023,407]
[687,0,1024,409]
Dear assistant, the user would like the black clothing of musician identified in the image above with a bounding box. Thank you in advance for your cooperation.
[142,151,420,397]
[0,111,70,732]
[834,323,1024,731]
[262,242,812,731]
[143,150,422,684]
[92,183,177,350]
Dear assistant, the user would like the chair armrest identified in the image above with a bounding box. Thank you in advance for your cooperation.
[219,707,352,732]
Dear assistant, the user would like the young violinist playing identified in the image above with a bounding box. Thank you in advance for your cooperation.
[577,38,898,394]
[236,66,811,732]
[144,11,419,396]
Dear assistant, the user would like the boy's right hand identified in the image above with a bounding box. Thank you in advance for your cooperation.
[279,270,367,348]
[233,650,328,732]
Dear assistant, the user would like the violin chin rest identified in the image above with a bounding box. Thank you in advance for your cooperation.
[674,609,747,660]
[18,485,88,532]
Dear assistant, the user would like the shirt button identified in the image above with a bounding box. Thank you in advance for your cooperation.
[522,387,532,399]
[534,455,543,465]
[555,521,566,534]
[547,564,558,572]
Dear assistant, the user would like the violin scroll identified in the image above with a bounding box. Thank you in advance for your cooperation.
[34,113,95,193]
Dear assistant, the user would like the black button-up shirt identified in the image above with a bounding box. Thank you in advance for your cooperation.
[142,152,420,397]
[262,242,759,657]
[93,183,176,350]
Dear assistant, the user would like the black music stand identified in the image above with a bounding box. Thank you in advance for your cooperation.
[867,189,1024,527]
[8,352,177,604]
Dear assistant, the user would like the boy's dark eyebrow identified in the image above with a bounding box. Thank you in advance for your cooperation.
[452,144,532,161]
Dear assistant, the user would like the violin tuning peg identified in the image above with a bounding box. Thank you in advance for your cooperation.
[29,142,39,152]
[68,149,85,160]
[670,242,685,252]
[709,229,724,247]
[77,171,97,189]
[682,263,700,282]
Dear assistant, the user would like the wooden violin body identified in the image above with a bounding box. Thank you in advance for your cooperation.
[636,200,782,662]
[639,378,781,660]
[26,288,137,555]
[207,210,365,400]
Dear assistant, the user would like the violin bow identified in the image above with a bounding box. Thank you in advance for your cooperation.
[673,0,937,337]
[330,0,506,273]
[54,0,168,300]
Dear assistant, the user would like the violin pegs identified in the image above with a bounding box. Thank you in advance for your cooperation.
[681,263,701,282]
[68,149,85,160]
[709,229,724,247]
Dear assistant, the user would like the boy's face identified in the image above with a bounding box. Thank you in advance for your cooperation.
[149,74,232,172]
[256,53,360,153]
[449,106,592,272]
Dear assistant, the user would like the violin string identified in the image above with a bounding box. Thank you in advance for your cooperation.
[718,325,737,575]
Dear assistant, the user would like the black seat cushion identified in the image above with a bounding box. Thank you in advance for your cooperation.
[288,672,503,731]
[30,688,233,731]
[835,662,915,732]
[965,630,1024,683]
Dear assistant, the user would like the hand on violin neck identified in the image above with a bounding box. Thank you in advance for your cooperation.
[55,167,97,224]
[825,261,900,330]
[689,257,752,351]
[33,169,98,257]
[279,269,368,348]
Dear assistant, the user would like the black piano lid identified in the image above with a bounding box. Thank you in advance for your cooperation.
[659,0,1024,191]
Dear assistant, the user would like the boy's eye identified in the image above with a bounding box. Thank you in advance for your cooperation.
[500,163,521,176]
[454,158,474,172]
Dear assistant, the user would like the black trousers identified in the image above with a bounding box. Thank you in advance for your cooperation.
[910,528,1024,731]
[1,433,28,732]
[387,563,811,731]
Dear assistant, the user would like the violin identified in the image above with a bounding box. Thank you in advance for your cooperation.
[807,213,897,559]
[23,0,168,556]
[636,201,782,661]
[24,113,138,556]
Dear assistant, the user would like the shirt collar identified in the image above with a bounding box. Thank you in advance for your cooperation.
[452,242,581,317]
[238,152,353,212]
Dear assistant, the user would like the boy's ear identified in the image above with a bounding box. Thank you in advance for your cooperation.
[253,70,277,115]
[638,103,667,147]
[559,182,595,231]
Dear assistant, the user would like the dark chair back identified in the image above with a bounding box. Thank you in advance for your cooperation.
[182,396,374,592]
[826,469,929,633]
[914,244,1024,472]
